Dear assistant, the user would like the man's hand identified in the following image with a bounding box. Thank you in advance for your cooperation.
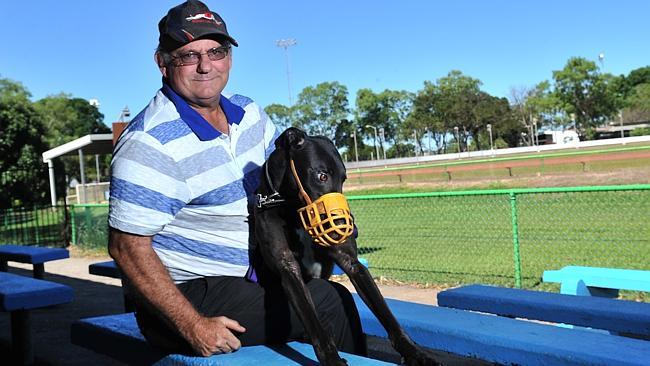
[187,315,246,356]
[109,230,246,357]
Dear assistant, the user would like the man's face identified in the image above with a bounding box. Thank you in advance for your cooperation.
[159,39,232,108]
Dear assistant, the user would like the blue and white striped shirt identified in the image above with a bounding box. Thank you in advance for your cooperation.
[109,84,278,283]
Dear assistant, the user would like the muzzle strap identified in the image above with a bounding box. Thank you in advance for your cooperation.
[289,160,313,206]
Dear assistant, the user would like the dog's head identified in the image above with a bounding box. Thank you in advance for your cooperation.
[269,127,353,246]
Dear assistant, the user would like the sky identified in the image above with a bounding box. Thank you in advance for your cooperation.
[1,1,649,126]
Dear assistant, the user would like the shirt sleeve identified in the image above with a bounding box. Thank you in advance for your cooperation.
[108,129,190,236]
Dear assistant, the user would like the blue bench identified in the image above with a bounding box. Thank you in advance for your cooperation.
[71,312,392,365]
[437,284,650,338]
[543,266,650,298]
[88,260,121,279]
[1,271,74,365]
[87,260,135,312]
[0,244,69,279]
[72,292,650,365]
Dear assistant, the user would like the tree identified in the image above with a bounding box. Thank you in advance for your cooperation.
[405,71,518,152]
[620,66,650,96]
[434,71,484,151]
[509,82,567,145]
[619,66,650,123]
[264,103,293,132]
[34,93,109,147]
[0,78,51,207]
[34,94,110,185]
[292,82,350,144]
[624,83,650,123]
[355,88,413,158]
[552,57,622,135]
[404,81,447,154]
[470,92,514,150]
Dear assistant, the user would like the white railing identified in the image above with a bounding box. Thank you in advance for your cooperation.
[345,135,650,170]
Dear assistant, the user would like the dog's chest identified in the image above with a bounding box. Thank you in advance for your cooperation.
[293,229,330,279]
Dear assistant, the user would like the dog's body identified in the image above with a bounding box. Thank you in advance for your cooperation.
[252,128,439,366]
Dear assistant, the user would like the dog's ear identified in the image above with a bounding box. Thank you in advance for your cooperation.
[275,127,306,151]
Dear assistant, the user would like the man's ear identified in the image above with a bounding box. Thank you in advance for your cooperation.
[155,52,168,78]
[275,127,306,151]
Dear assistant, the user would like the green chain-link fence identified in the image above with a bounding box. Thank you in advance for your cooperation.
[42,184,650,295]
[69,204,109,253]
[0,205,68,247]
[349,184,650,292]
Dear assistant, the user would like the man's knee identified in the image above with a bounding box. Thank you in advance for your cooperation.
[306,279,358,320]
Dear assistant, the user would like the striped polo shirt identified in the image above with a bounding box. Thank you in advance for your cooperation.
[108,83,278,283]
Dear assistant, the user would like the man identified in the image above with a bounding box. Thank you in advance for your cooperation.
[108,0,366,358]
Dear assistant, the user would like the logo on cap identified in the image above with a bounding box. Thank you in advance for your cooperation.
[185,13,222,25]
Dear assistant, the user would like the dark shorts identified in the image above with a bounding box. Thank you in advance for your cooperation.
[134,276,367,356]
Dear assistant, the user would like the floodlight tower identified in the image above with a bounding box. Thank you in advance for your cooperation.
[598,53,605,70]
[276,39,297,105]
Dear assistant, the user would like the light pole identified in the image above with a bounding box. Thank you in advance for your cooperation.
[365,125,380,160]
[276,39,297,105]
[453,126,460,154]
[486,124,494,151]
[378,127,387,160]
[619,111,625,139]
[352,130,359,163]
[413,130,419,156]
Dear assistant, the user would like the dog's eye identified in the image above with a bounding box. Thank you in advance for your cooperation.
[318,172,328,182]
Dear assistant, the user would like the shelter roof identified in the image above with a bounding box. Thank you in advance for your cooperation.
[42,134,114,162]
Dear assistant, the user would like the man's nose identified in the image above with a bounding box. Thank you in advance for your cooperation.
[196,54,212,73]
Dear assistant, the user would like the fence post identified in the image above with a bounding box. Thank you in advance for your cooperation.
[8,208,17,242]
[33,207,41,244]
[70,205,77,245]
[509,192,522,288]
[21,208,29,243]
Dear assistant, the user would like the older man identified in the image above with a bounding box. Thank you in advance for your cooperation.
[108,0,366,358]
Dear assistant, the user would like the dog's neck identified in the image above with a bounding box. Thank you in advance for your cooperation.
[256,161,287,210]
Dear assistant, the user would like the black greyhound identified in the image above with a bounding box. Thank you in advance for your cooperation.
[253,128,440,366]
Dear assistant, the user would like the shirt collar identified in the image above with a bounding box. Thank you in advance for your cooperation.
[161,82,245,141]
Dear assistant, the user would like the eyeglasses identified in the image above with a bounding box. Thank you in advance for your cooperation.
[171,46,231,66]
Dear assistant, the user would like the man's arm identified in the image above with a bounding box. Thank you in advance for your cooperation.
[108,229,246,355]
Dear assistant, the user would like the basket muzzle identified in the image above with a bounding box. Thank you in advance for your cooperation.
[290,160,353,247]
[297,193,354,247]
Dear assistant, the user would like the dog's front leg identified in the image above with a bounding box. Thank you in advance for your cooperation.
[330,244,442,366]
[257,218,347,365]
